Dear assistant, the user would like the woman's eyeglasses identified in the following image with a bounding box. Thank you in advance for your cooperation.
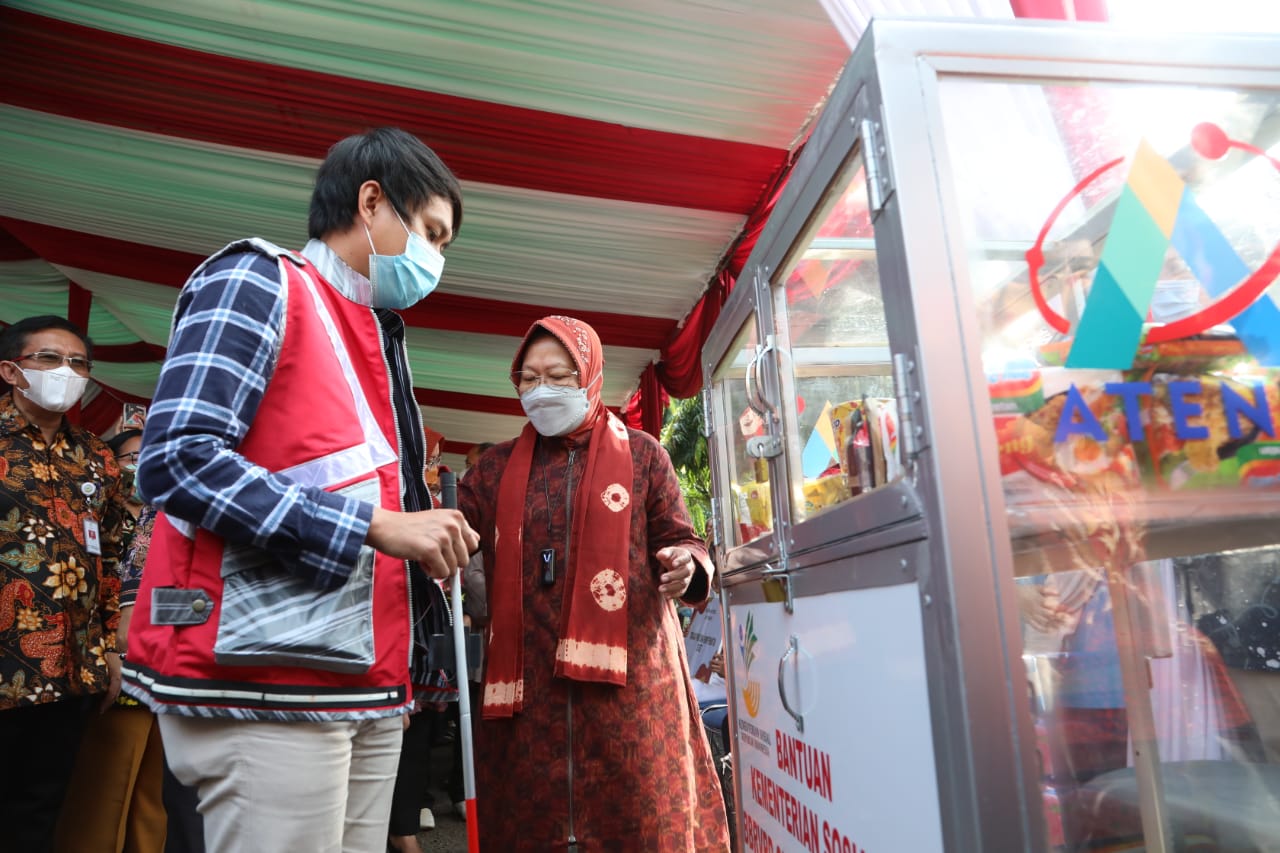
[115,452,140,465]
[510,370,579,393]
[15,351,93,374]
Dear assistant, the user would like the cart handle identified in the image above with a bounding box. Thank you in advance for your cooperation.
[744,345,764,416]
[778,633,804,734]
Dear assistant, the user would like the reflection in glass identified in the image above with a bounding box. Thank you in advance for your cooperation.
[1021,551,1280,850]
[771,154,901,524]
[942,76,1280,851]
[710,321,772,547]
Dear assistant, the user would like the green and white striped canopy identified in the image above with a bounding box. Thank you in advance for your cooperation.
[0,0,1005,466]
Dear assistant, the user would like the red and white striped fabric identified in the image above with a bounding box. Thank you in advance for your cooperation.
[0,0,1012,465]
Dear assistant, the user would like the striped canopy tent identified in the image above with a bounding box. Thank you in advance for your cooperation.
[0,0,1022,470]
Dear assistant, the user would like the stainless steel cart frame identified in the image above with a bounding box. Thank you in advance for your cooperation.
[703,18,1280,852]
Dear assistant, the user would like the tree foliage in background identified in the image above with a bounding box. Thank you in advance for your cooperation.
[661,394,711,537]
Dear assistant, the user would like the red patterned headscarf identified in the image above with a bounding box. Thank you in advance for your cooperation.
[483,316,634,718]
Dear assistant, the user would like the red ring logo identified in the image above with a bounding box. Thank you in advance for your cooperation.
[1026,122,1280,343]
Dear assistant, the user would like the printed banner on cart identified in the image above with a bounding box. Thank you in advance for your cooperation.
[729,583,943,853]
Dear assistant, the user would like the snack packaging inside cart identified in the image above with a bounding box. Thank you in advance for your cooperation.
[732,479,772,542]
[828,397,902,495]
[988,336,1280,501]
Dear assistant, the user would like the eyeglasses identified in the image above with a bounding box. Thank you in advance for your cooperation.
[15,351,93,375]
[510,369,580,393]
[115,451,140,465]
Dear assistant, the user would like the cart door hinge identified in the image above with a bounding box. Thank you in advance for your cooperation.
[699,388,712,439]
[893,349,927,459]
[860,113,894,215]
[708,496,722,552]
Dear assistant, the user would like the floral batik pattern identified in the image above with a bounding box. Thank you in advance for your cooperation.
[0,396,126,711]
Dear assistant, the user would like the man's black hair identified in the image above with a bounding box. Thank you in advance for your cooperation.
[106,429,143,456]
[307,127,463,241]
[0,315,93,363]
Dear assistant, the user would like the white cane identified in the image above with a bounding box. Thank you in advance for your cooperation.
[439,469,479,853]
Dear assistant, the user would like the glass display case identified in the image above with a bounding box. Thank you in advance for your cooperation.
[945,72,1280,852]
[771,154,901,526]
[703,18,1280,853]
[706,306,774,550]
[704,269,782,569]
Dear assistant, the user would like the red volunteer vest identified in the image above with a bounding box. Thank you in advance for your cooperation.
[124,244,411,719]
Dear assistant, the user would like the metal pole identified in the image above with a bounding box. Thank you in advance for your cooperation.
[439,469,479,853]
[1104,552,1172,851]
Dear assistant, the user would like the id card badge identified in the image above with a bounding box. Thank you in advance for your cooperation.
[83,517,102,556]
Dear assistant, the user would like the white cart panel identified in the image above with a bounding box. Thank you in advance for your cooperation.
[728,583,944,853]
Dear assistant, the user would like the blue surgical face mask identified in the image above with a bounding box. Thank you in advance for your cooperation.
[365,209,445,310]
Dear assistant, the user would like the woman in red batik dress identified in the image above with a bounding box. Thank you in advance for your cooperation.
[458,315,730,852]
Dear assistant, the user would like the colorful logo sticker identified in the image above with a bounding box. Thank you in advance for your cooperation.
[738,610,761,718]
[1027,123,1280,370]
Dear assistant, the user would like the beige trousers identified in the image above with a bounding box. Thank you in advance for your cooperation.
[159,713,403,853]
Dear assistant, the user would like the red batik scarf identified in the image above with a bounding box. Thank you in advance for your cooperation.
[483,317,634,718]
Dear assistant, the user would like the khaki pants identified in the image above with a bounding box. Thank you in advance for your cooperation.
[159,713,403,853]
[54,704,167,853]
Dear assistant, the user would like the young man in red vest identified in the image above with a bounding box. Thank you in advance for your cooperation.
[122,128,480,852]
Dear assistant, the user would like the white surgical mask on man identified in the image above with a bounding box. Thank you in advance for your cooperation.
[16,365,89,413]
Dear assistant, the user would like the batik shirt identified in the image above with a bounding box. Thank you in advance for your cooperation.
[114,503,152,708]
[118,504,154,608]
[0,395,126,710]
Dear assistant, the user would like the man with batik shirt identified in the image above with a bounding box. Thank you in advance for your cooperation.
[0,315,128,852]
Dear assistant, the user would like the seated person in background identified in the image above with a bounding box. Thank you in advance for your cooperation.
[693,650,727,708]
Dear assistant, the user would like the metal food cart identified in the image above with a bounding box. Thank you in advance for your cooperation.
[701,18,1280,852]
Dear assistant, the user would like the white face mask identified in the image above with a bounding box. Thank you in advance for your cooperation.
[520,384,590,437]
[16,365,89,413]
